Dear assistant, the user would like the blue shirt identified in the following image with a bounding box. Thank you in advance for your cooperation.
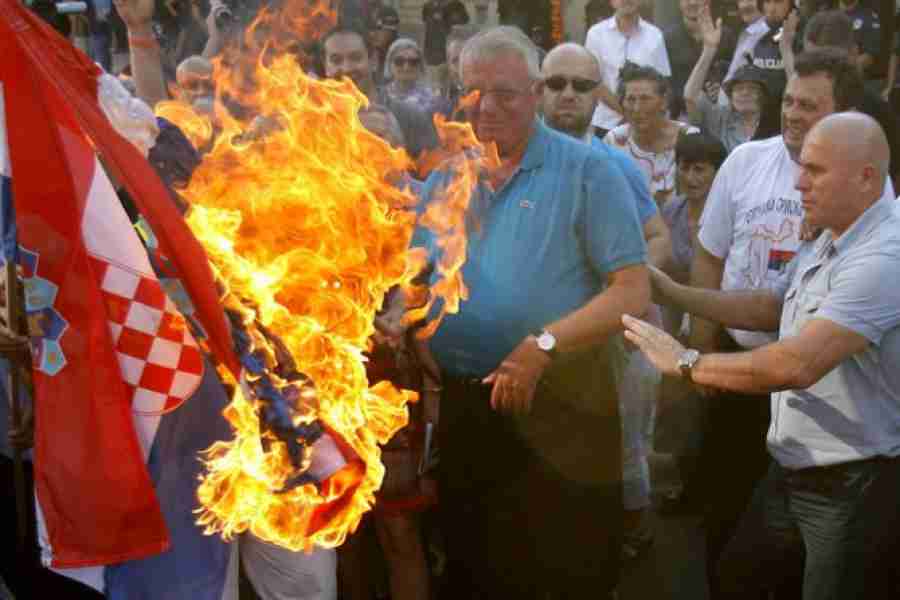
[415,120,647,377]
[589,136,657,226]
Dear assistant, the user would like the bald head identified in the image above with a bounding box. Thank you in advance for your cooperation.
[540,43,603,139]
[176,56,214,105]
[542,43,602,80]
[809,113,890,181]
[797,112,890,236]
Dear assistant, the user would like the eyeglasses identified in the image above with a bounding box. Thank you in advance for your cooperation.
[393,57,421,68]
[543,76,600,94]
[462,87,530,106]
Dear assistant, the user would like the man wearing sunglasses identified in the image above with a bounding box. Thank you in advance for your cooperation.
[539,41,675,561]
[412,26,650,600]
[539,42,671,273]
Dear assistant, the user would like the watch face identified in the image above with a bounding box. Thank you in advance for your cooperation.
[537,332,555,351]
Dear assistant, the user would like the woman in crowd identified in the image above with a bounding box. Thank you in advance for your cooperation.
[661,131,728,331]
[604,63,698,206]
[380,38,440,115]
[655,132,727,517]
[684,7,767,152]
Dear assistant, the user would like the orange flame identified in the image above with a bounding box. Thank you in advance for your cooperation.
[407,92,499,337]
[157,1,489,552]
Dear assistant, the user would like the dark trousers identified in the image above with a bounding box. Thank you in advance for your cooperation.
[695,333,777,599]
[437,348,622,599]
[717,457,900,600]
[699,390,772,599]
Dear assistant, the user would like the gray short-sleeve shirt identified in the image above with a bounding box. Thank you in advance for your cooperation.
[768,195,900,469]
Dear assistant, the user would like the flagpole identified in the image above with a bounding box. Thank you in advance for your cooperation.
[0,260,30,555]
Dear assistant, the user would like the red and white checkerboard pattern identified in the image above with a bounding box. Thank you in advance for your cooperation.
[90,255,204,415]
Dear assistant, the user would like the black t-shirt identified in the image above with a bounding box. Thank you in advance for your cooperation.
[422,0,470,66]
[751,29,787,101]
[664,20,736,117]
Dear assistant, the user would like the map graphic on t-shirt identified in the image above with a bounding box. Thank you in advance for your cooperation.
[742,218,796,288]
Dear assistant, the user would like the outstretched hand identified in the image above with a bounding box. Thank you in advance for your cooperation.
[700,7,722,50]
[622,314,685,378]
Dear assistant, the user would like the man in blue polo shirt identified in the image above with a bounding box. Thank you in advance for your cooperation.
[413,25,649,600]
[538,40,673,559]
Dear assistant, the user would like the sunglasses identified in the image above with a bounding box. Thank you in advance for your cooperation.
[543,76,600,93]
[393,57,421,68]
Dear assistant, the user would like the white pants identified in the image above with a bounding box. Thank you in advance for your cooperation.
[240,534,337,600]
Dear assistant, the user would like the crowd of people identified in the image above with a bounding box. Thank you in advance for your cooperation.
[3,0,900,599]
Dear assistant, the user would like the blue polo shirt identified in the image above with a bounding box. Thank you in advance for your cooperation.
[414,119,647,377]
[589,136,657,226]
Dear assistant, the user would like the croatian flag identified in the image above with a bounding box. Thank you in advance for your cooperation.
[0,0,241,596]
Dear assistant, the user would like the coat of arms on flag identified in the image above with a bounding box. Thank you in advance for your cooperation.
[18,245,69,376]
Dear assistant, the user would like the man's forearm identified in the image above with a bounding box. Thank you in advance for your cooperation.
[684,46,716,115]
[667,280,782,332]
[690,343,801,394]
[645,214,674,272]
[547,265,650,353]
[688,246,724,351]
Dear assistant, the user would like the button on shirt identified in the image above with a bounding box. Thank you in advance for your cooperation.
[414,120,647,377]
[768,195,900,469]
[586,17,671,130]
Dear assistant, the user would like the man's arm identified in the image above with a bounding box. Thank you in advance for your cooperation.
[778,10,798,80]
[652,265,782,332]
[484,264,649,414]
[684,8,721,122]
[624,315,870,395]
[688,244,725,352]
[548,264,650,353]
[114,0,168,109]
[689,319,868,393]
[644,213,674,272]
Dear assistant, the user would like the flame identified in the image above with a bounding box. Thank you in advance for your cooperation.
[155,100,214,150]
[156,1,489,552]
[407,94,499,337]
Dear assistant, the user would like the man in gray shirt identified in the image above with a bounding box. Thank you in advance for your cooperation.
[624,112,900,599]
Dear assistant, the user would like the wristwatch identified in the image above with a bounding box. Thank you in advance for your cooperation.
[534,330,558,359]
[677,349,702,382]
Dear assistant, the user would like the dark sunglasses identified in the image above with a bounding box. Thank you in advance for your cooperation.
[393,57,421,68]
[543,76,600,93]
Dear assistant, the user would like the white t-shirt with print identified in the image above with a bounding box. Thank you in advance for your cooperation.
[699,136,896,349]
[698,137,805,349]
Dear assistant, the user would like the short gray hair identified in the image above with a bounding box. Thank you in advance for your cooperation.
[459,26,541,82]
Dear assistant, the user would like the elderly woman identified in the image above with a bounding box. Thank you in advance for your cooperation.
[684,8,767,152]
[604,62,698,206]
[379,38,440,115]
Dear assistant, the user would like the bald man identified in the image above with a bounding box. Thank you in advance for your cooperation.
[624,112,900,598]
[539,43,672,271]
[540,42,672,554]
[176,55,214,106]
